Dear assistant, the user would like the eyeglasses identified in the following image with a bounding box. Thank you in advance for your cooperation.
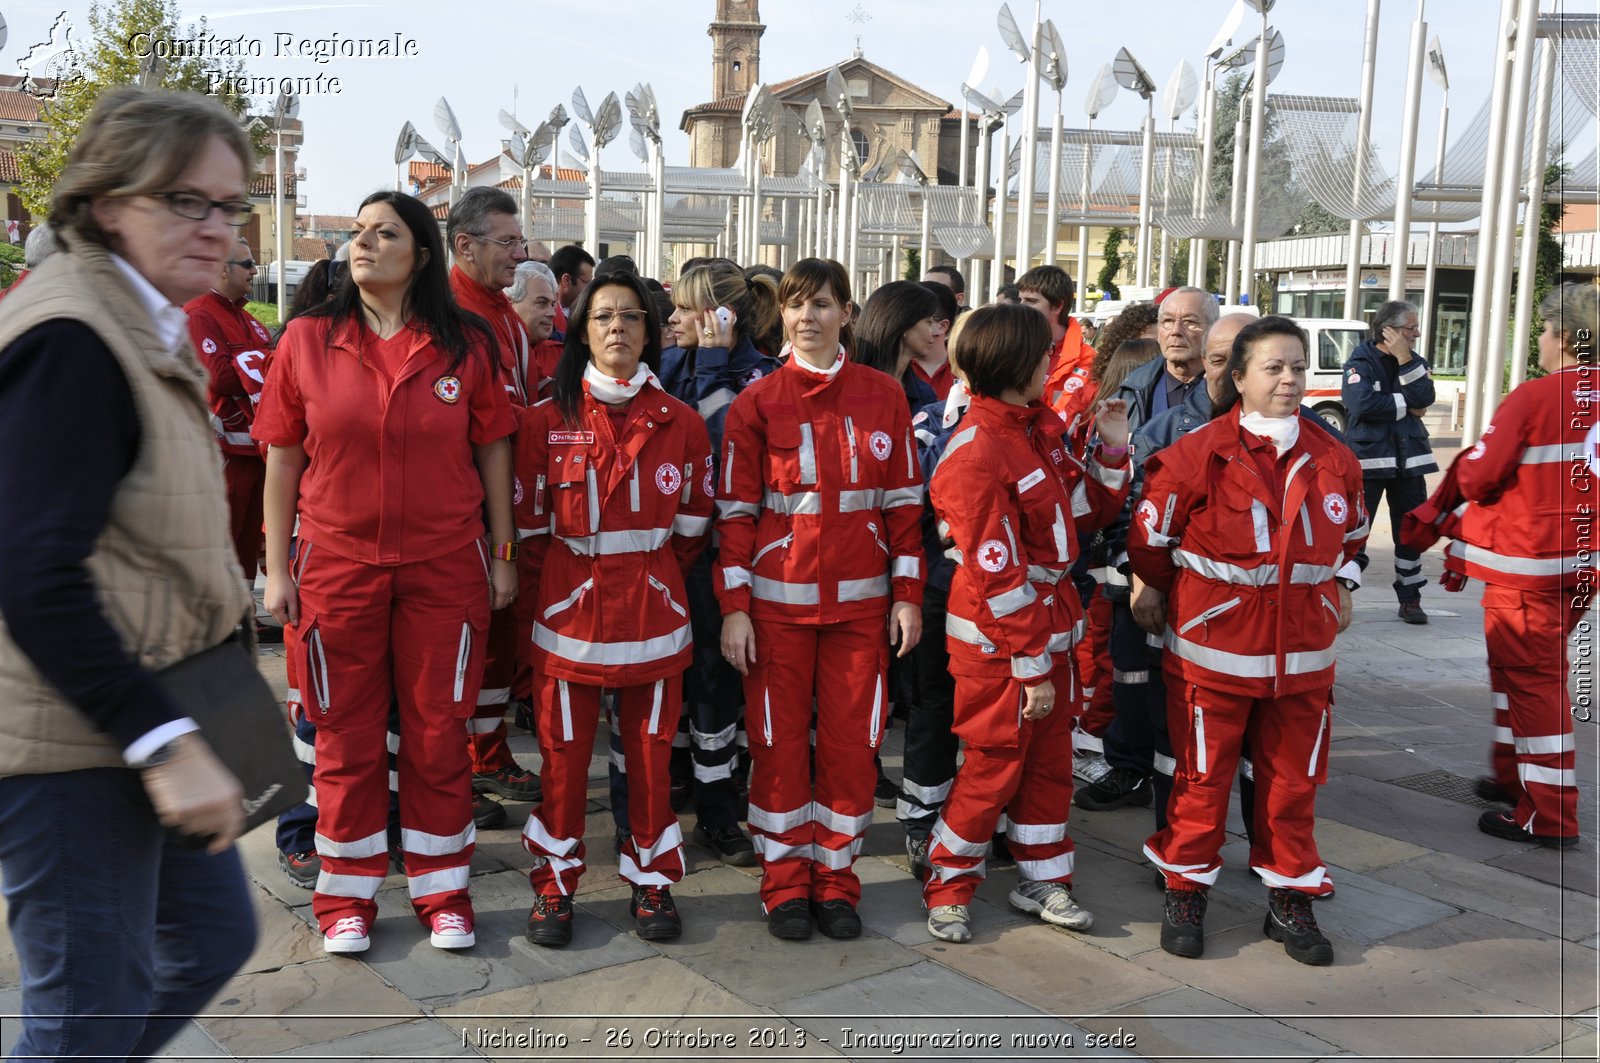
[153,191,253,227]
[470,233,528,251]
[1159,316,1206,333]
[228,259,256,270]
[591,310,649,329]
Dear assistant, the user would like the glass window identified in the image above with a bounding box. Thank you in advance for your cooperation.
[1320,328,1365,371]
[850,128,869,163]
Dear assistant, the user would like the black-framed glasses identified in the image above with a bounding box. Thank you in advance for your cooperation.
[470,233,528,251]
[153,191,253,227]
[228,259,256,270]
[591,310,648,329]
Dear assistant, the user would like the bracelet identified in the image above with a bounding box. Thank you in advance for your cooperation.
[491,541,518,562]
[1099,443,1129,459]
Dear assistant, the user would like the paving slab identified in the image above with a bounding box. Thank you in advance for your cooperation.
[1373,850,1600,941]
[1314,769,1532,863]
[1308,816,1430,872]
[239,882,324,975]
[1486,844,1600,897]
[1075,986,1342,1063]
[198,957,423,1057]
[436,955,783,1061]
[277,1018,485,1059]
[1323,734,1436,782]
[0,897,15,990]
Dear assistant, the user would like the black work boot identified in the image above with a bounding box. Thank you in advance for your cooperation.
[1159,886,1208,958]
[1264,887,1334,965]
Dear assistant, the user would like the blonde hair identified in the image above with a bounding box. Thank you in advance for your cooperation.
[675,261,780,350]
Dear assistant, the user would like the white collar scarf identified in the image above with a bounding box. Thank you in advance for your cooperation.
[1239,410,1301,457]
[943,379,971,428]
[584,362,659,404]
[783,342,847,380]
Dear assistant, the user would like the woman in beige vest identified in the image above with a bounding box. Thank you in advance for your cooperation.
[0,89,259,1058]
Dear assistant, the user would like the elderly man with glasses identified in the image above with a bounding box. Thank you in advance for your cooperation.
[1342,300,1437,624]
[185,234,277,632]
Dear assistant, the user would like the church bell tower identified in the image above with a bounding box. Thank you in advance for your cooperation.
[710,0,764,101]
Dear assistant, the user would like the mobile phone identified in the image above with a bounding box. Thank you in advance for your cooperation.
[714,306,733,330]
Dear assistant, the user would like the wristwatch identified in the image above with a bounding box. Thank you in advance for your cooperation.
[1335,577,1359,591]
[140,738,182,769]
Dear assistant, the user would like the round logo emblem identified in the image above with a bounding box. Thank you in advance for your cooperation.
[513,476,524,506]
[977,538,1009,573]
[1466,440,1487,461]
[869,430,892,461]
[200,338,217,355]
[1064,375,1085,393]
[433,376,462,404]
[739,368,765,387]
[655,462,683,495]
[252,322,269,341]
[703,468,716,498]
[1346,371,1361,385]
[1322,493,1348,525]
[1136,499,1159,528]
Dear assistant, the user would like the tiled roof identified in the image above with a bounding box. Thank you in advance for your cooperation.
[685,90,749,115]
[0,150,19,183]
[409,160,451,183]
[0,89,41,123]
[249,173,297,197]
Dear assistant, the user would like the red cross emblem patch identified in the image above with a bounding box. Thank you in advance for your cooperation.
[433,376,461,404]
[1322,493,1348,525]
[977,538,1009,572]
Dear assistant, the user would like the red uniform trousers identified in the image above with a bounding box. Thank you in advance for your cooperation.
[924,659,1079,908]
[222,452,266,581]
[1146,682,1331,893]
[743,615,889,910]
[467,605,518,771]
[1484,585,1585,838]
[295,538,488,931]
[521,675,684,894]
[1073,588,1115,745]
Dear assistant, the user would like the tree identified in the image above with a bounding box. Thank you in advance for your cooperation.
[903,247,921,281]
[17,0,254,217]
[1522,160,1568,381]
[1097,226,1125,300]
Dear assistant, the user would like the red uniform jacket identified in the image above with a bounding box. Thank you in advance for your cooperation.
[1046,318,1097,420]
[451,266,531,406]
[253,315,515,565]
[515,383,714,686]
[930,394,1130,684]
[714,356,925,623]
[1451,363,1599,593]
[185,289,274,456]
[1128,411,1369,697]
[529,338,563,400]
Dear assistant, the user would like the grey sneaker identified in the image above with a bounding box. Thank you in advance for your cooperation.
[927,904,972,943]
[1073,751,1114,786]
[906,833,932,882]
[1008,878,1094,931]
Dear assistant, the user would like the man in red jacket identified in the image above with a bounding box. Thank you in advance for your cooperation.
[447,188,541,815]
[186,237,273,594]
[1016,265,1097,420]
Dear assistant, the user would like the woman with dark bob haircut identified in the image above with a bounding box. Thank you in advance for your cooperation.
[0,85,261,1060]
[1128,315,1366,967]
[922,303,1131,943]
[257,189,517,955]
[714,258,925,941]
[853,279,943,402]
[516,271,714,947]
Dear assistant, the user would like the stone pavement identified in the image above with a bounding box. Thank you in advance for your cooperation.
[2,446,1597,1062]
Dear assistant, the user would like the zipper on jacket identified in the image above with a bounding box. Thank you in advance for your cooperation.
[724,441,736,496]
[587,466,601,535]
[1307,707,1328,775]
[867,672,884,745]
[1299,503,1314,547]
[1177,596,1242,636]
[543,577,595,620]
[1193,701,1208,774]
[559,680,574,742]
[762,687,773,746]
[291,541,314,586]
[647,679,664,735]
[681,463,694,504]
[534,474,547,517]
[647,574,689,618]
[751,533,793,566]
[866,521,889,555]
[1321,593,1340,621]
[453,622,471,702]
[629,462,641,513]
[308,627,330,714]
[845,415,859,483]
[1001,515,1019,560]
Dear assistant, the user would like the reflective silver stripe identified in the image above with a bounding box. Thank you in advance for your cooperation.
[673,513,712,537]
[1446,541,1590,577]
[401,823,475,857]
[1011,651,1051,681]
[1113,668,1150,684]
[473,684,509,704]
[1516,732,1576,755]
[1177,596,1242,635]
[1522,444,1574,465]
[542,577,594,620]
[1142,843,1222,886]
[813,837,864,870]
[464,715,503,735]
[882,485,921,508]
[845,415,859,482]
[1392,394,1407,419]
[752,576,821,605]
[691,722,738,750]
[1404,452,1438,469]
[1090,456,1130,489]
[933,425,979,471]
[1299,504,1314,546]
[798,422,818,483]
[698,388,736,421]
[931,818,989,857]
[558,527,672,556]
[838,575,889,601]
[1398,361,1428,385]
[751,534,793,566]
[1007,820,1065,845]
[634,820,684,865]
[647,679,664,734]
[1152,752,1176,776]
[1165,630,1336,678]
[814,802,873,837]
[1014,852,1074,880]
[1194,703,1208,774]
[748,801,813,833]
[585,467,600,535]
[629,462,641,512]
[1052,504,1069,560]
[1493,726,1515,746]
[1001,515,1018,558]
[452,622,471,702]
[1307,709,1327,775]
[893,555,921,579]
[1360,455,1398,470]
[532,623,691,667]
[842,488,886,511]
[517,526,547,539]
[717,498,760,519]
[1070,480,1092,518]
[409,866,470,898]
[1344,519,1370,542]
[905,429,917,480]
[1029,564,1066,583]
[1045,620,1085,653]
[1521,764,1578,786]
[722,565,752,590]
[987,583,1038,619]
[724,440,736,495]
[209,414,254,446]
[647,575,688,617]
[315,871,385,899]
[1172,551,1336,587]
[946,612,996,652]
[1250,500,1271,552]
[902,777,953,805]
[764,489,822,515]
[753,836,813,863]
[315,829,388,859]
[559,680,573,741]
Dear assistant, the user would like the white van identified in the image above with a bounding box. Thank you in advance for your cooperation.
[1298,318,1371,433]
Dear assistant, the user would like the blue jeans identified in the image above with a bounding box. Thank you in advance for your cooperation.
[0,767,257,1060]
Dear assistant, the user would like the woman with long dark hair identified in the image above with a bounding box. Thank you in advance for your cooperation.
[516,272,714,947]
[853,279,943,409]
[715,258,924,941]
[256,189,517,955]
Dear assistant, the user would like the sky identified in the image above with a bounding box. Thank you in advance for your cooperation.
[4,0,1598,216]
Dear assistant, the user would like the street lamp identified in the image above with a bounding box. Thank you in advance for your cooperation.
[1078,63,1117,301]
[434,96,463,211]
[1111,46,1157,288]
[273,88,299,320]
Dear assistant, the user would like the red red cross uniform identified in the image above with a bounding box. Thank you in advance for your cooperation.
[1129,412,1367,892]
[452,267,534,778]
[253,315,515,933]
[185,290,274,579]
[1452,364,1598,840]
[924,395,1129,906]
[515,382,713,895]
[714,353,925,910]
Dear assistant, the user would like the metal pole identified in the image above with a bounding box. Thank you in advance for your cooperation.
[521,165,534,245]
[992,115,1011,302]
[1510,34,1557,392]
[1421,93,1449,350]
[586,156,601,252]
[1076,118,1094,302]
[957,107,972,283]
[919,186,932,279]
[1045,90,1064,266]
[779,197,791,270]
[1158,116,1176,287]
[1192,59,1217,290]
[750,149,764,266]
[1389,1,1429,300]
[1238,6,1270,307]
[274,126,286,320]
[1225,100,1247,305]
[892,233,903,285]
[1137,103,1156,287]
[847,175,861,290]
[1345,0,1382,316]
[975,117,994,301]
[1015,8,1042,271]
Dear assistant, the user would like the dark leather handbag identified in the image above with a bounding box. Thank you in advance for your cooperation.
[157,633,307,834]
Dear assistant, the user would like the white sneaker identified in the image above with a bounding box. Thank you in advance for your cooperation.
[927,904,972,943]
[429,911,475,950]
[1009,879,1094,931]
[323,915,371,954]
[1073,751,1113,786]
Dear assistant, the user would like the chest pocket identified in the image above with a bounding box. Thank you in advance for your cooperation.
[551,454,596,537]
[762,405,815,488]
[1207,468,1276,561]
[1014,466,1072,566]
[1298,470,1354,557]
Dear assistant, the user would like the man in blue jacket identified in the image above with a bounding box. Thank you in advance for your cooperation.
[1341,301,1437,624]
